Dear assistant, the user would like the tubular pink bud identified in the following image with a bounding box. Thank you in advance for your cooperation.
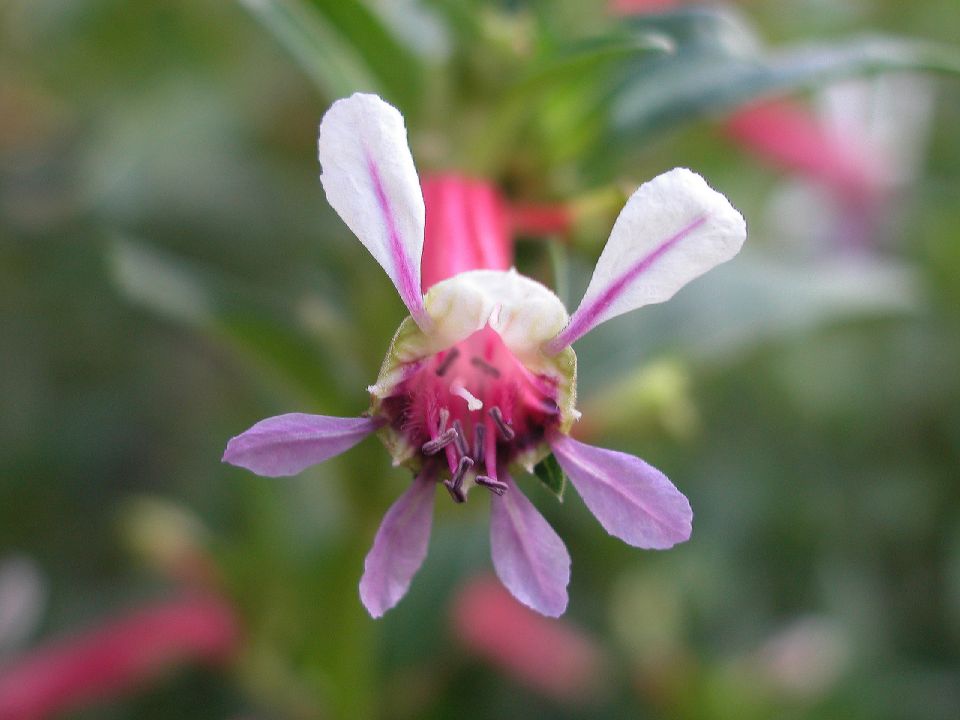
[724,100,880,202]
[451,575,604,701]
[509,202,573,237]
[0,595,238,720]
[421,175,513,291]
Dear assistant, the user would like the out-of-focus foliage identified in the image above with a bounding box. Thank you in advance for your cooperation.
[2,0,959,718]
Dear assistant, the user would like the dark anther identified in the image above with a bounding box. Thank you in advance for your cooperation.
[476,475,508,496]
[422,428,457,455]
[443,456,473,503]
[470,356,501,378]
[472,423,486,464]
[435,348,461,376]
[442,480,465,503]
[489,406,516,441]
[452,419,470,457]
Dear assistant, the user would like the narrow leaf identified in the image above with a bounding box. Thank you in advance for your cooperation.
[239,0,379,98]
[533,453,567,501]
[611,34,960,144]
[109,238,349,406]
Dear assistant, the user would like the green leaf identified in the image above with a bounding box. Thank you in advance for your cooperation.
[533,453,567,501]
[470,30,673,172]
[609,32,960,145]
[238,0,380,99]
[109,238,354,408]
[306,0,425,113]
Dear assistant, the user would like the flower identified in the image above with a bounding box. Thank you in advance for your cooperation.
[0,595,237,720]
[223,93,746,618]
[725,76,934,253]
[451,575,605,702]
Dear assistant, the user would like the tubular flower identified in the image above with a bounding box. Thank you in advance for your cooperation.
[223,93,746,618]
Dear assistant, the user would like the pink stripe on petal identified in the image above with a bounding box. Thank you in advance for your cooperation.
[360,473,436,618]
[366,153,429,326]
[546,168,745,353]
[222,413,381,477]
[490,474,570,618]
[318,94,429,328]
[551,434,692,549]
[547,215,707,352]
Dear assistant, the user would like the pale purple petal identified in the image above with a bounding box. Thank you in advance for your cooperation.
[550,434,692,549]
[490,473,570,618]
[546,168,746,352]
[360,473,436,618]
[222,413,381,477]
[318,93,429,328]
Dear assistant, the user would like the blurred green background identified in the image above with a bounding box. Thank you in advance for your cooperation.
[2,0,959,718]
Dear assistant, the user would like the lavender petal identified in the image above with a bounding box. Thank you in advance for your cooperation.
[222,413,381,477]
[490,474,570,617]
[550,434,692,549]
[359,474,436,618]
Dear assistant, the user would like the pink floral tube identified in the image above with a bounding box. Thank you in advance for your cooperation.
[0,594,238,720]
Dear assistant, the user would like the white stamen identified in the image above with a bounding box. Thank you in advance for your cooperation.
[450,379,483,411]
[488,302,502,328]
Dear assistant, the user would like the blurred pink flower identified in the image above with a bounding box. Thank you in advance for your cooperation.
[0,594,238,720]
[726,73,934,252]
[223,93,745,618]
[609,0,686,14]
[725,99,881,203]
[451,575,604,702]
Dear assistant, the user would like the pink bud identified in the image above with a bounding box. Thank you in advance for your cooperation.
[421,175,513,292]
[725,100,881,202]
[451,575,605,702]
[0,594,238,720]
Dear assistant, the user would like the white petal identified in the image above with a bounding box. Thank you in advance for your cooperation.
[318,93,428,327]
[424,268,569,362]
[546,168,746,352]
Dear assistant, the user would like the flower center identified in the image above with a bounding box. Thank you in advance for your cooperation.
[377,326,562,502]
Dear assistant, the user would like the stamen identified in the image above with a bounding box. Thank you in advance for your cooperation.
[422,428,457,455]
[451,419,470,457]
[451,379,483,411]
[472,423,486,464]
[442,481,465,503]
[470,356,501,378]
[435,348,460,376]
[438,407,450,433]
[489,406,515,441]
[476,475,508,496]
[443,456,473,504]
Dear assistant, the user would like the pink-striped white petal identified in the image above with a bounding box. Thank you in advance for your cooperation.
[546,168,746,352]
[222,413,381,477]
[360,473,436,618]
[490,474,570,618]
[318,93,429,328]
[550,434,692,549]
